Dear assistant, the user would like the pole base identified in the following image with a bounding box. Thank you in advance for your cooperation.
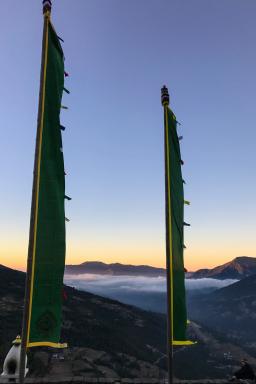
[0,371,27,383]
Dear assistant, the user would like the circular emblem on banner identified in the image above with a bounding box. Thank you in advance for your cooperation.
[36,311,57,335]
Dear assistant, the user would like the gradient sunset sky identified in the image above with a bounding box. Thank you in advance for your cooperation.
[1,0,256,272]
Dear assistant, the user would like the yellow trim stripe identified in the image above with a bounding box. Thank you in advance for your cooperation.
[166,109,195,347]
[26,15,50,347]
[173,340,197,346]
[28,342,68,348]
[165,105,174,341]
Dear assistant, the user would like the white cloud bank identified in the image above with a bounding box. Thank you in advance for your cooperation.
[185,278,238,290]
[64,274,238,294]
[64,274,166,293]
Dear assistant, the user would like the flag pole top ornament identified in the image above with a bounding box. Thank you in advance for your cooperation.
[12,335,21,345]
[161,85,170,106]
[43,0,52,15]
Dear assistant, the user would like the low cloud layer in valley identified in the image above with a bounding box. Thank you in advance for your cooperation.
[185,278,238,290]
[65,274,166,293]
[64,274,238,313]
[65,273,238,293]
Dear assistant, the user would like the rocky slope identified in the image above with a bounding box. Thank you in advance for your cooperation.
[173,321,256,380]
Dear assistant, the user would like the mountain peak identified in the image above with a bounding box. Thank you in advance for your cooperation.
[65,261,166,277]
[80,261,106,266]
[233,256,256,263]
[190,256,256,280]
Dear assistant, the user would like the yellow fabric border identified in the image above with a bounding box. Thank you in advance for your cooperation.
[28,342,67,348]
[172,340,197,346]
[166,108,195,346]
[165,105,174,339]
[27,15,50,345]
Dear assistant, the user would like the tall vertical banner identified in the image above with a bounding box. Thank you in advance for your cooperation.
[164,96,193,346]
[26,16,67,348]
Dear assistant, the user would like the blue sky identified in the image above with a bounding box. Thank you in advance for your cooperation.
[0,0,256,270]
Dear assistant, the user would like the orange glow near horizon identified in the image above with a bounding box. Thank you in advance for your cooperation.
[1,225,256,272]
[1,237,256,273]
[0,247,27,272]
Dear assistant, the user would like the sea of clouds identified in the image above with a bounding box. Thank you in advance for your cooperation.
[64,273,238,294]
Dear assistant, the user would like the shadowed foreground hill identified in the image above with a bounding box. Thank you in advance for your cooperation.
[0,265,25,363]
[188,273,256,351]
[61,286,166,361]
[2,264,256,379]
[0,265,167,378]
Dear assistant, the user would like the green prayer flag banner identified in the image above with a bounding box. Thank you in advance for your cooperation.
[27,19,66,348]
[165,106,193,346]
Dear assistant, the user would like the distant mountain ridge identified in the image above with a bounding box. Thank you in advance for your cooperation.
[189,256,256,280]
[66,257,256,280]
[65,261,166,276]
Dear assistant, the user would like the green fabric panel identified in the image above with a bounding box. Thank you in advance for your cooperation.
[166,107,187,342]
[29,22,65,345]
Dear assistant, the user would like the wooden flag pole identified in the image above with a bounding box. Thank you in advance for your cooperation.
[19,2,52,383]
[161,85,173,384]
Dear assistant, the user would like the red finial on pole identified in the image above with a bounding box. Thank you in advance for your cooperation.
[43,0,52,15]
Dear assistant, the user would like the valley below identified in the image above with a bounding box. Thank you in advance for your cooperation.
[2,257,256,379]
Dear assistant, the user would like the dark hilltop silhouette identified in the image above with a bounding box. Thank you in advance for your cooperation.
[189,256,256,280]
[65,261,166,277]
